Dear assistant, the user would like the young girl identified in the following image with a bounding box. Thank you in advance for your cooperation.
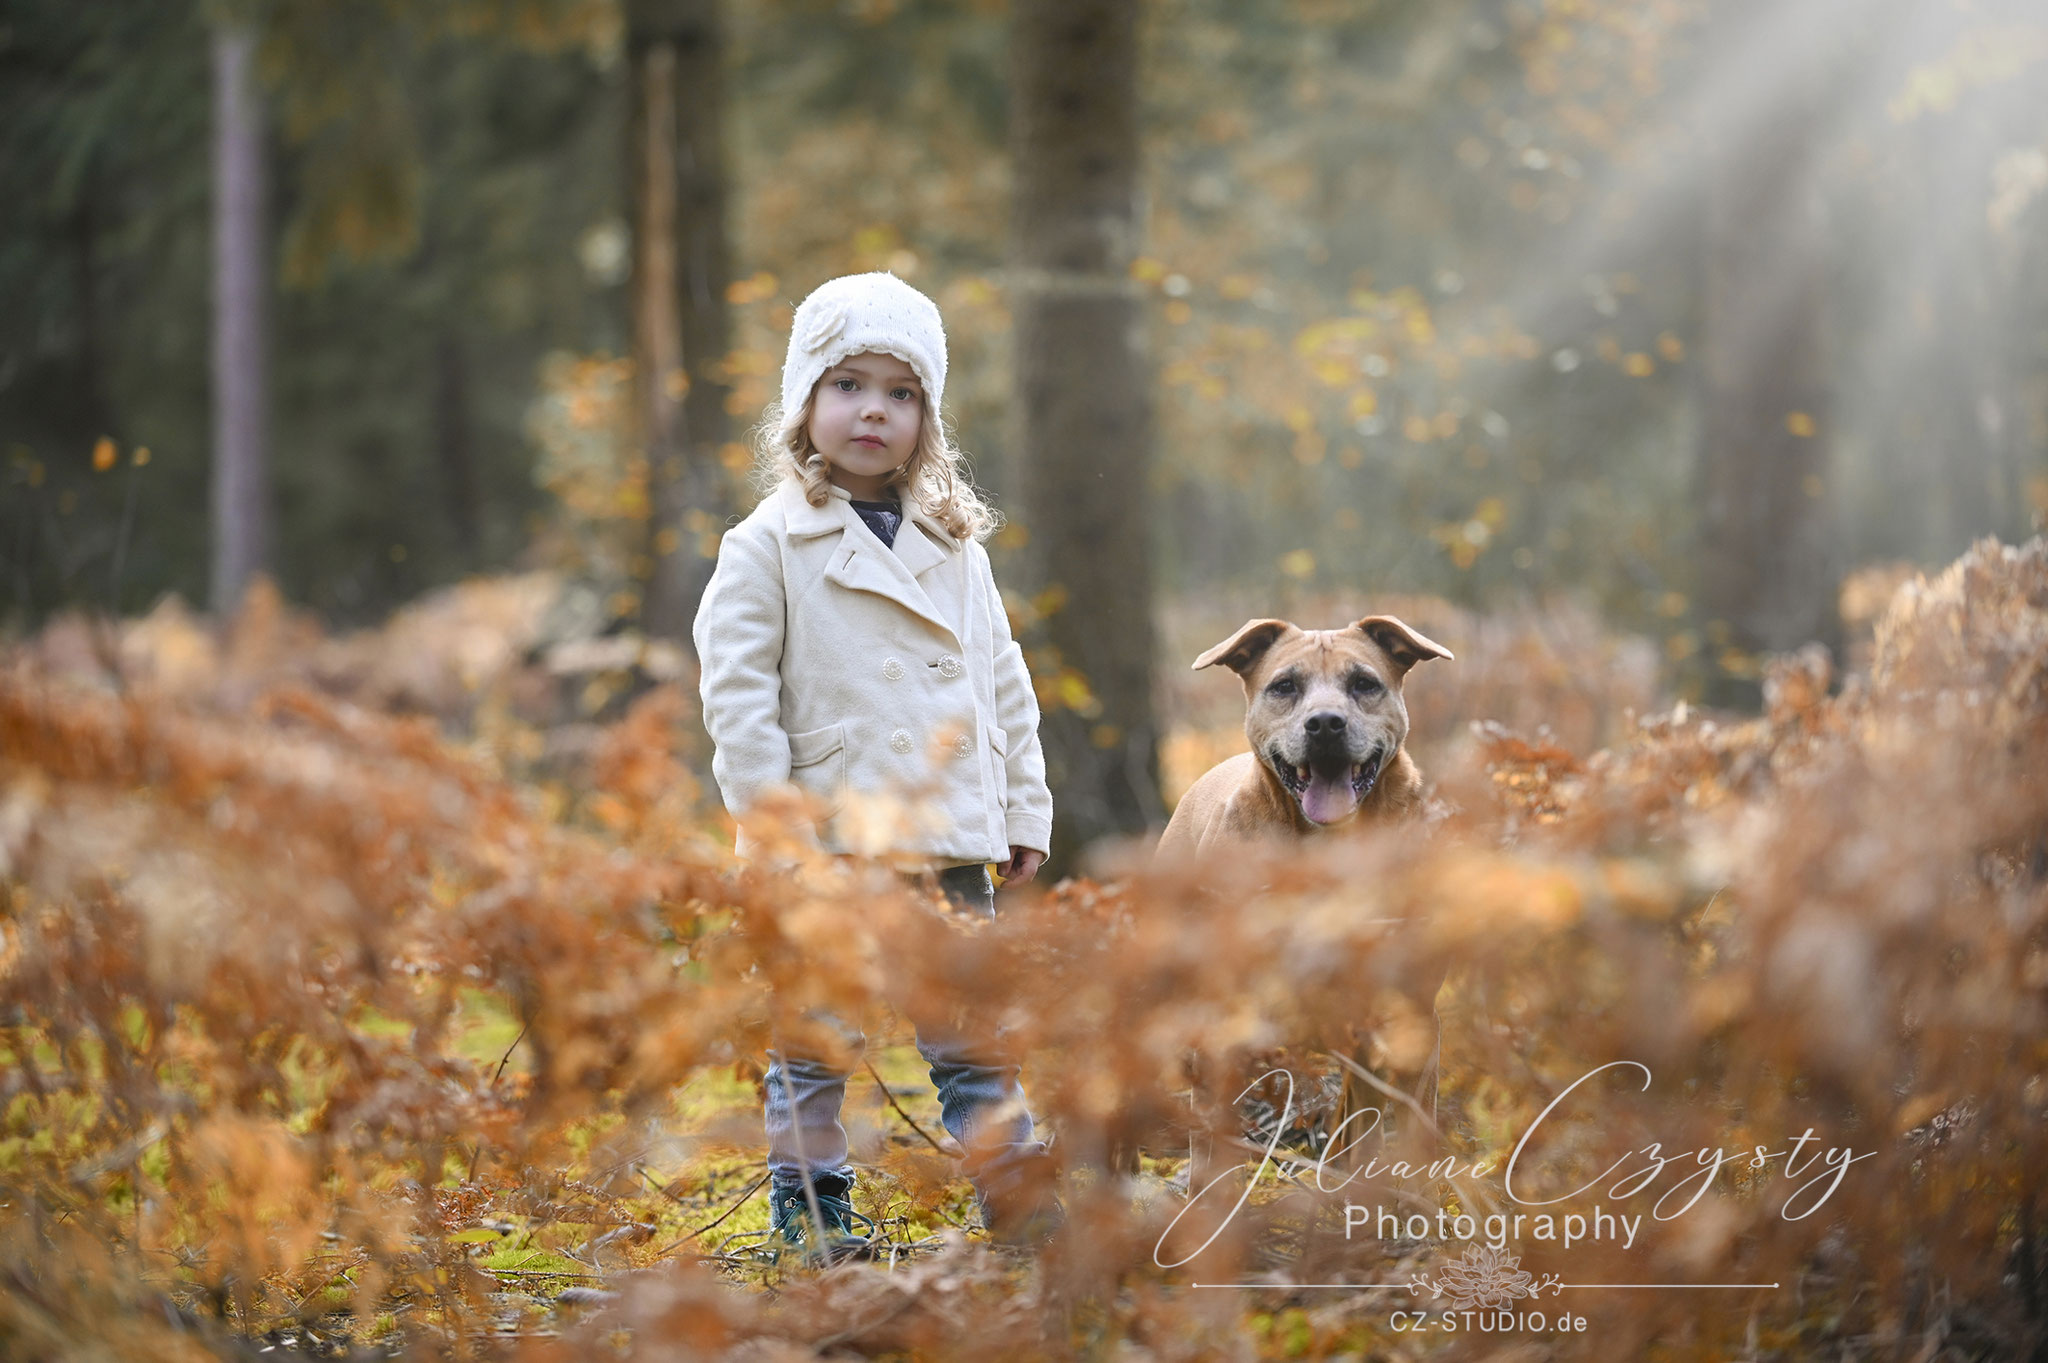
[692,271,1059,1259]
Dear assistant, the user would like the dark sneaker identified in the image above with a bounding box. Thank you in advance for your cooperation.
[770,1173,877,1265]
[969,1148,1065,1249]
[982,1189,1066,1249]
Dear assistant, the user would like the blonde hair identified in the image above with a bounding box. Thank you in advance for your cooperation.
[749,384,999,543]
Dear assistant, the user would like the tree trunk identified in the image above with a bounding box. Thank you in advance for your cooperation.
[1907,112,2023,559]
[210,22,272,614]
[72,181,111,447]
[433,331,480,557]
[670,0,733,614]
[1695,2,1834,710]
[629,0,732,643]
[1011,0,1161,862]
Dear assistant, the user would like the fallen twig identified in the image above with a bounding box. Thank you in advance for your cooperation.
[863,1057,952,1156]
[493,1021,531,1086]
[652,1171,771,1259]
[482,1267,607,1282]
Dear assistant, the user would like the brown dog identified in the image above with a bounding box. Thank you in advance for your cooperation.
[1159,615,1453,1181]
[1159,615,1452,854]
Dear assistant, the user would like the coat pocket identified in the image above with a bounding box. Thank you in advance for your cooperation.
[987,725,1009,813]
[787,723,847,817]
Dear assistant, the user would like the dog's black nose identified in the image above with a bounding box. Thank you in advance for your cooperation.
[1304,711,1347,737]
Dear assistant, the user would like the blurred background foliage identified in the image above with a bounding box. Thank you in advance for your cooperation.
[8,0,2039,626]
[2,0,624,617]
[6,0,2042,651]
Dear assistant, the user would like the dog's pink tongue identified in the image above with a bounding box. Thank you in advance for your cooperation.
[1300,771,1358,824]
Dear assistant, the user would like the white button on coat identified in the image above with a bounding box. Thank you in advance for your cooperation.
[694,478,1054,862]
[882,658,906,680]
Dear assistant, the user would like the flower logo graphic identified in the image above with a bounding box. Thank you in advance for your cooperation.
[1410,1244,1539,1311]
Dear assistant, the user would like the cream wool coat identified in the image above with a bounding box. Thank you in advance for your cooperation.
[693,477,1054,863]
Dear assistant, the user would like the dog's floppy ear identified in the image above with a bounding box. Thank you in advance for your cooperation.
[1194,619,1297,677]
[1352,615,1454,674]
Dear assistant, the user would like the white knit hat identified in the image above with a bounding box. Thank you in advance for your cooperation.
[780,272,948,422]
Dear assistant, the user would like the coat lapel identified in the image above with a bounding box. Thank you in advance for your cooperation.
[779,480,962,641]
[891,514,948,578]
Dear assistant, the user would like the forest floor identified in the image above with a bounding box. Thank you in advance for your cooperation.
[3,538,2046,1361]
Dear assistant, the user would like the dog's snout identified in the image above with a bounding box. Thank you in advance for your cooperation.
[1303,711,1347,738]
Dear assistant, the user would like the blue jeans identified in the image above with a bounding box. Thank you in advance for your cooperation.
[763,864,1051,1213]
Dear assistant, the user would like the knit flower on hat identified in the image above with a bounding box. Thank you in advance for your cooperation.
[795,299,850,356]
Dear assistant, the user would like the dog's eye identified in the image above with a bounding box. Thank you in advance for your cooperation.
[1267,677,1299,699]
[1350,673,1384,696]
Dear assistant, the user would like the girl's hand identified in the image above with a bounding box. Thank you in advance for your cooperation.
[998,847,1045,886]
